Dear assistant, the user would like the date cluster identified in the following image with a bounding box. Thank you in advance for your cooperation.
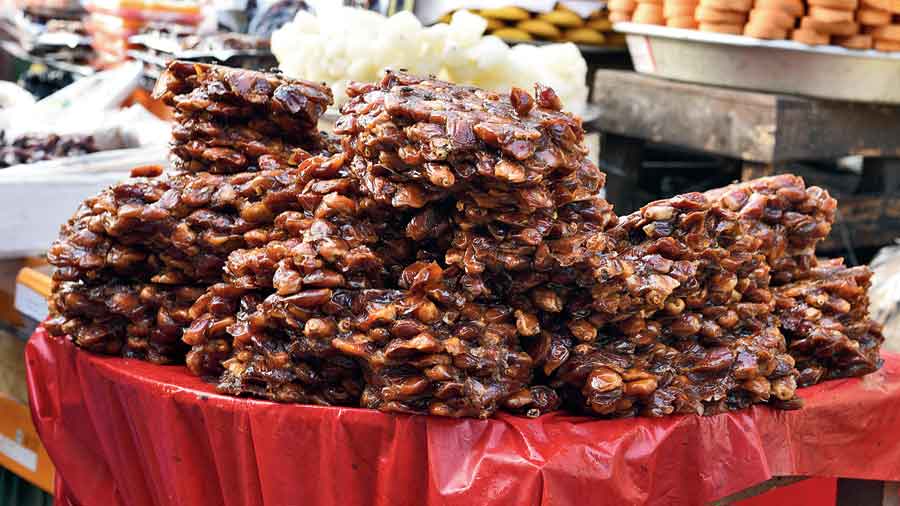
[45,62,883,419]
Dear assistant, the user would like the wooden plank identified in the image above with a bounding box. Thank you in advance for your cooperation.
[777,101,900,161]
[590,71,900,162]
[590,71,778,162]
[709,476,808,505]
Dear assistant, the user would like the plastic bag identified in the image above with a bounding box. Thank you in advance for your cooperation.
[0,62,143,139]
[26,327,900,506]
[870,243,900,352]
[0,82,35,110]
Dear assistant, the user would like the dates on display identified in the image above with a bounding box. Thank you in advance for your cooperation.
[218,262,537,418]
[153,61,332,131]
[775,259,884,386]
[153,61,334,173]
[0,133,98,168]
[45,63,882,419]
[705,174,837,285]
[46,282,201,364]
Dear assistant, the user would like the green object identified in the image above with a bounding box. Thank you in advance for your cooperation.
[0,466,52,506]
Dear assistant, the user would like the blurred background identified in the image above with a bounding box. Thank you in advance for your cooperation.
[0,1,898,504]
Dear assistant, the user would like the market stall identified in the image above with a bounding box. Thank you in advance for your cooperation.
[0,1,896,505]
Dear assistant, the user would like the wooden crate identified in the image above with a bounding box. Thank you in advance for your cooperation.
[591,70,900,256]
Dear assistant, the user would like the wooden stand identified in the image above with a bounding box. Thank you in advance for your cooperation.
[590,70,900,253]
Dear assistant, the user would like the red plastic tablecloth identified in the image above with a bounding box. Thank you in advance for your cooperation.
[25,326,900,506]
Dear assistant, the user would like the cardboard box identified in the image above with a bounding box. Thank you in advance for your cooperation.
[0,394,54,493]
[1,265,55,493]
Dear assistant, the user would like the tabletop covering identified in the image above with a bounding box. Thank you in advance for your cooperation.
[26,326,900,506]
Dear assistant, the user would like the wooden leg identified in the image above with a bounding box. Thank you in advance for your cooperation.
[741,161,774,181]
[837,479,900,506]
[710,476,808,505]
[600,134,644,215]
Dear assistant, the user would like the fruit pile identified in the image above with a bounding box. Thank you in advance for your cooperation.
[45,62,884,419]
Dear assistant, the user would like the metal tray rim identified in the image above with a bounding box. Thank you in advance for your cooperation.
[613,22,900,61]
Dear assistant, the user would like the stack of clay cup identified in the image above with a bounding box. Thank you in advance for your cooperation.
[862,0,900,50]
[610,0,638,22]
[665,0,701,27]
[632,0,666,24]
[870,23,900,51]
[793,0,860,45]
[745,0,803,38]
[695,0,752,34]
[620,0,900,51]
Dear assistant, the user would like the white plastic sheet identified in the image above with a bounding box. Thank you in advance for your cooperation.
[0,146,168,258]
[0,62,144,139]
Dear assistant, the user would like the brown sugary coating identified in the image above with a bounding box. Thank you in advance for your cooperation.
[445,161,617,301]
[182,283,264,377]
[337,73,617,302]
[167,123,338,175]
[154,61,334,174]
[775,259,884,386]
[47,66,880,421]
[42,137,305,362]
[219,286,366,406]
[550,308,800,418]
[704,174,836,284]
[336,71,587,198]
[224,217,412,293]
[48,154,357,285]
[49,181,276,285]
[49,199,283,286]
[153,61,332,131]
[521,190,755,379]
[527,175,836,369]
[169,138,313,175]
[218,262,540,418]
[523,178,825,417]
[45,282,203,364]
[222,154,440,294]
[172,110,325,144]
